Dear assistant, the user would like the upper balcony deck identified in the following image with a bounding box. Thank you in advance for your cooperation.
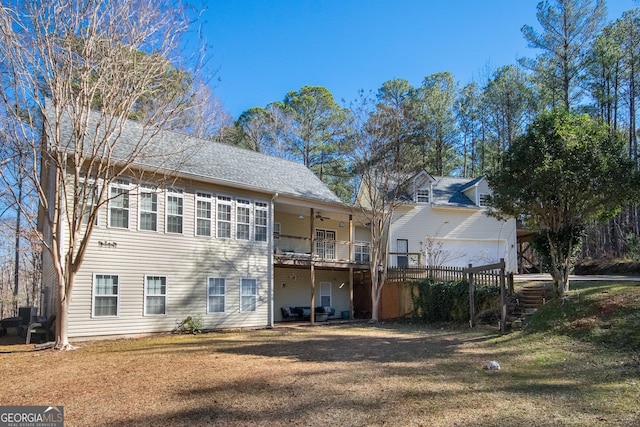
[273,234,370,269]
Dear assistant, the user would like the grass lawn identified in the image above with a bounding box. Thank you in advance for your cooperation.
[1,281,639,426]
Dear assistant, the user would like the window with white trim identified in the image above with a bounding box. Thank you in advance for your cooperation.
[166,188,183,234]
[144,275,167,315]
[236,199,251,240]
[273,222,281,240]
[109,179,130,228]
[254,202,268,242]
[79,180,98,226]
[139,186,158,231]
[207,277,226,313]
[315,229,336,259]
[93,274,119,317]
[217,195,232,238]
[479,193,489,207]
[196,192,212,237]
[240,278,257,312]
[416,188,430,203]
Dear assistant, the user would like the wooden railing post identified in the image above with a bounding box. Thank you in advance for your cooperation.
[499,258,506,333]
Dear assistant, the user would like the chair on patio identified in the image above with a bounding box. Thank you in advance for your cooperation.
[1,306,37,336]
[25,315,56,344]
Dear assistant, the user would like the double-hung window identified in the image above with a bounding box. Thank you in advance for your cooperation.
[166,188,183,234]
[207,277,226,313]
[79,180,98,226]
[139,186,158,231]
[236,199,251,240]
[93,274,119,317]
[479,193,489,207]
[254,202,268,242]
[109,179,130,228]
[196,192,212,237]
[144,275,167,315]
[217,195,232,238]
[240,278,257,312]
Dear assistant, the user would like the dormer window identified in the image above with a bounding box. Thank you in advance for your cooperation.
[416,189,430,203]
[479,193,489,207]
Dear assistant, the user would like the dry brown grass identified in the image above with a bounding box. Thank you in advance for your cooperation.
[1,321,638,426]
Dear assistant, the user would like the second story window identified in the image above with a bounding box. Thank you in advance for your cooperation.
[109,178,130,228]
[236,199,251,240]
[166,188,183,234]
[79,180,98,226]
[196,192,212,237]
[254,202,268,242]
[139,186,158,231]
[217,195,232,238]
[416,189,430,203]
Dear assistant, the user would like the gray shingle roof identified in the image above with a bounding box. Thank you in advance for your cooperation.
[173,134,343,204]
[431,176,481,207]
[49,102,344,205]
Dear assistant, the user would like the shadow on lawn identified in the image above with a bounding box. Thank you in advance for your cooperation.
[219,334,454,363]
[87,325,640,427]
[99,352,637,427]
[108,324,501,364]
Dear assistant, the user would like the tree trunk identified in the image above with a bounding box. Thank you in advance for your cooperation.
[370,270,382,322]
[53,265,75,350]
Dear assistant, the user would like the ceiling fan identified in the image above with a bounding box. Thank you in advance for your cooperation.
[315,212,330,221]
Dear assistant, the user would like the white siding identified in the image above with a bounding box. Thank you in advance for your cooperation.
[66,178,272,338]
[389,204,517,271]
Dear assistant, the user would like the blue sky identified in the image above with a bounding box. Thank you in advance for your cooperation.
[201,0,638,118]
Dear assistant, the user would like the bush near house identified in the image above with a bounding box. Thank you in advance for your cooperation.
[411,279,500,323]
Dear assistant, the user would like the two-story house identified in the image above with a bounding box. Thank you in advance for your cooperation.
[388,171,517,272]
[39,105,370,339]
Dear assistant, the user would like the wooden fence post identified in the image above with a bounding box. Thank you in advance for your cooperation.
[499,258,506,333]
[467,263,475,327]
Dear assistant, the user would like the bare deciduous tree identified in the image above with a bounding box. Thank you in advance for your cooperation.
[352,89,422,322]
[0,0,207,349]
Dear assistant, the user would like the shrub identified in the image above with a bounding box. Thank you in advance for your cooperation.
[174,314,204,334]
[412,279,500,323]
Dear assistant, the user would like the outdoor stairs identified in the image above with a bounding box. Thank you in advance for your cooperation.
[507,285,547,329]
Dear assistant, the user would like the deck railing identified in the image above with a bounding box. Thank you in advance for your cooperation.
[274,235,370,264]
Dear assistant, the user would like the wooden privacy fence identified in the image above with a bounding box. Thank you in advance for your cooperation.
[386,260,512,332]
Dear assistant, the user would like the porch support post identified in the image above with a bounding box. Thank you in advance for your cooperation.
[348,214,354,319]
[310,208,316,324]
[349,266,353,319]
